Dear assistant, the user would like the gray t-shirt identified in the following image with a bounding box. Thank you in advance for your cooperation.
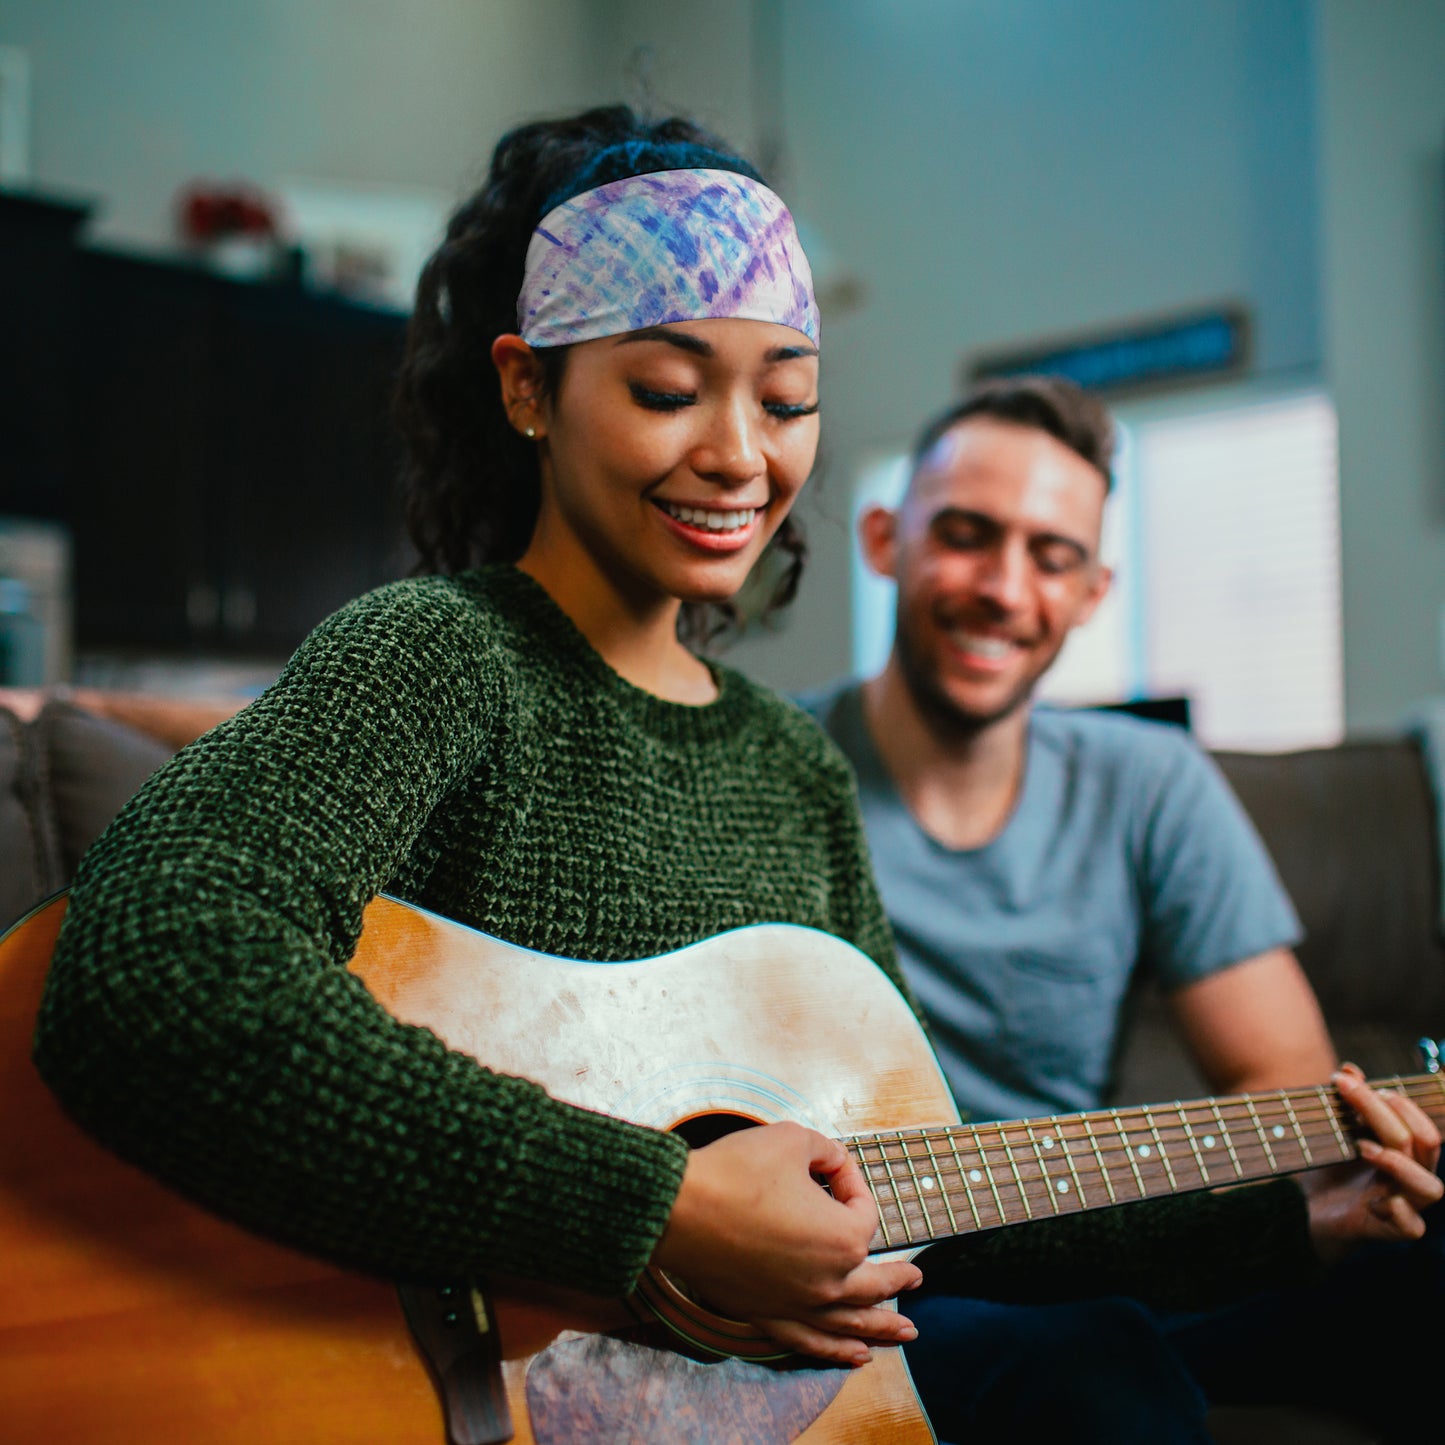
[802,682,1302,1123]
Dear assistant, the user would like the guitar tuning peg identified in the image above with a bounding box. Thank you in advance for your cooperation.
[1418,1038,1443,1074]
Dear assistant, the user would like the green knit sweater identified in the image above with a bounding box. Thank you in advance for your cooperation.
[33,566,1319,1308]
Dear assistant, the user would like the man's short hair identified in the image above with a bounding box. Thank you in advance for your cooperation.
[911,375,1116,491]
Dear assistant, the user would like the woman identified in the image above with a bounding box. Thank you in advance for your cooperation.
[33,106,1439,1433]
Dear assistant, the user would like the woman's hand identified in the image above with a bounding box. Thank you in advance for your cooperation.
[650,1121,923,1366]
[1300,1065,1442,1265]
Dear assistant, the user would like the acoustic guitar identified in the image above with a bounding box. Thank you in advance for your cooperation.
[3,893,1442,1444]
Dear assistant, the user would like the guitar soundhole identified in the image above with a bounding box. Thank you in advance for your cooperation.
[671,1111,759,1149]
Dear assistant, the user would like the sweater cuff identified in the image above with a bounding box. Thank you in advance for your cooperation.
[486,1105,693,1299]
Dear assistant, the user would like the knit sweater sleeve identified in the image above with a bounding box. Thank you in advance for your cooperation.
[32,581,688,1295]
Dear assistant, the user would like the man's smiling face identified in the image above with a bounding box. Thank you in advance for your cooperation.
[867,416,1113,735]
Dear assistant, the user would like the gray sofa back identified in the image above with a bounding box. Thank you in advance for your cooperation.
[1112,739,1445,1103]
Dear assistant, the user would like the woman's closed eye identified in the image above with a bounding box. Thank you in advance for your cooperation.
[765,399,820,421]
[629,383,696,412]
[629,382,819,422]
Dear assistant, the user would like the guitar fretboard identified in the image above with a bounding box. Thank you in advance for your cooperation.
[847,1073,1445,1250]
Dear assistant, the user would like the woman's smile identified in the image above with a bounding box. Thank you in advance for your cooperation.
[653,498,765,551]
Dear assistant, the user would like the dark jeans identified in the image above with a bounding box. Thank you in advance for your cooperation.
[902,1293,1212,1443]
[904,1228,1443,1444]
[1162,1232,1445,1440]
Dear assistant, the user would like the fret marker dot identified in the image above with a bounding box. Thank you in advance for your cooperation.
[1137,1144,1152,1158]
[969,1169,983,1183]
[1203,1135,1216,1148]
[1042,1137,1055,1149]
[1272,1125,1285,1139]
[1056,1179,1069,1194]
[921,1176,936,1190]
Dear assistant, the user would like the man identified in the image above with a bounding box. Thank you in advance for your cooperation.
[804,375,1337,1122]
[803,376,1440,1441]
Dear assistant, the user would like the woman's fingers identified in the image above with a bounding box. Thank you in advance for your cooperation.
[652,1121,922,1362]
[761,1300,921,1367]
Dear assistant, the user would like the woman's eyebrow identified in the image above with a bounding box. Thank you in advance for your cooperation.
[612,328,819,364]
[614,327,712,356]
[765,343,819,363]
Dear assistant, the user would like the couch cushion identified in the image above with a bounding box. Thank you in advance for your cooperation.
[1214,740,1445,1027]
[0,706,61,930]
[31,700,175,882]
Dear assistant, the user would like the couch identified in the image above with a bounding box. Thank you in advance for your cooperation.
[3,687,1442,1444]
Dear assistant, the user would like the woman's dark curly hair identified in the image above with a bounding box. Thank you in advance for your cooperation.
[394,105,809,649]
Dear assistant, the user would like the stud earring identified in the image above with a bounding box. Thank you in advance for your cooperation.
[524,426,537,440]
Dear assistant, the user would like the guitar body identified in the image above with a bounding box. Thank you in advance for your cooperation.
[0,894,954,1443]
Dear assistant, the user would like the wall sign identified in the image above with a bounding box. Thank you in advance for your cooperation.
[966,305,1251,397]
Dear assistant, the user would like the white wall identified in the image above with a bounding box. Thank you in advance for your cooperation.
[3,0,605,249]
[1317,0,1445,732]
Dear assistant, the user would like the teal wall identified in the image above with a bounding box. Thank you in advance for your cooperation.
[727,0,1325,692]
[2,0,604,249]
[4,0,1442,729]
[1318,0,1445,731]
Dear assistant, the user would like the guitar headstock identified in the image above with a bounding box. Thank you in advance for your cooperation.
[1418,1037,1443,1074]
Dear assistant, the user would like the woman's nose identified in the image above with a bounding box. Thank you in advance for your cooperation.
[691,398,765,486]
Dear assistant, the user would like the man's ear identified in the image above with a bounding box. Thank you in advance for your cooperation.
[490,333,547,439]
[858,504,901,581]
[1072,563,1114,628]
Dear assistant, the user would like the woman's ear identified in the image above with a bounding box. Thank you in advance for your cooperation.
[491,334,546,440]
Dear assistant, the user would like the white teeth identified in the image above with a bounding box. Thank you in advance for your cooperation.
[662,503,756,532]
[951,631,1014,659]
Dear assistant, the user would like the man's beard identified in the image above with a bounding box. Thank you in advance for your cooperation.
[894,610,1038,743]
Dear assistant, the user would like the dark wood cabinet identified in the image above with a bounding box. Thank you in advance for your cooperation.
[0,192,93,520]
[2,194,411,658]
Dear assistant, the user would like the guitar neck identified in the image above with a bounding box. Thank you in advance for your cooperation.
[847,1072,1445,1251]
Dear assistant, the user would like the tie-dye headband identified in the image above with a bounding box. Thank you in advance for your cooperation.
[517,169,819,348]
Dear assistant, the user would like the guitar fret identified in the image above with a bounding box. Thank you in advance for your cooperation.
[855,1139,899,1248]
[1022,1125,1061,1215]
[1277,1091,1313,1166]
[1177,1103,1210,1186]
[1208,1100,1244,1178]
[877,1138,909,1246]
[1316,1085,1351,1158]
[973,1131,1013,1223]
[942,1130,986,1232]
[894,1130,933,1242]
[920,1130,960,1236]
[1080,1114,1116,1203]
[1111,1110,1149,1198]
[994,1128,1034,1220]
[1242,1096,1277,1171]
[1050,1116,1089,1207]
[1142,1107,1177,1189]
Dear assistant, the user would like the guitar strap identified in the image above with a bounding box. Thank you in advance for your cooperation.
[397,1281,512,1445]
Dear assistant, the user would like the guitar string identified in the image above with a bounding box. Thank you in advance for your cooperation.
[851,1081,1443,1182]
[857,1132,1432,1244]
[846,1077,1445,1243]
[848,1078,1443,1168]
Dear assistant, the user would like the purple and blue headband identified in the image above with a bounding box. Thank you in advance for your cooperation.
[517,169,819,349]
